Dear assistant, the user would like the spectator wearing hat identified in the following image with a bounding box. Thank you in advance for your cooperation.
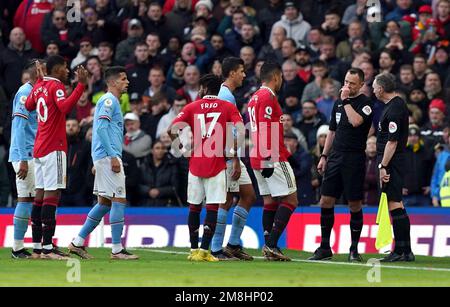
[410,6,441,56]
[194,0,219,37]
[403,124,434,207]
[284,131,315,206]
[311,124,330,203]
[270,1,311,47]
[166,0,194,39]
[283,90,302,125]
[126,42,152,100]
[411,5,434,42]
[115,18,144,66]
[141,2,170,46]
[421,98,446,147]
[80,6,109,47]
[364,135,378,206]
[259,25,286,65]
[296,100,327,150]
[123,112,152,161]
[431,43,450,83]
[435,0,450,40]
[385,0,416,22]
[296,46,313,83]
[71,37,98,70]
[257,0,284,43]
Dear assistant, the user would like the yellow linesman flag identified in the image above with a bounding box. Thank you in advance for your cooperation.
[375,191,393,250]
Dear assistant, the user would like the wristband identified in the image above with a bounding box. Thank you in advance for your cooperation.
[320,154,328,160]
[342,98,351,106]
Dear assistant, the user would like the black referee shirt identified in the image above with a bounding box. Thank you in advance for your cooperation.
[329,94,374,152]
[376,96,409,155]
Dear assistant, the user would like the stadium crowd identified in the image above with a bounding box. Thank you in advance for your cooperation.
[0,0,449,207]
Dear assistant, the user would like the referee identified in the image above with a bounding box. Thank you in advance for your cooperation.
[373,73,415,262]
[308,68,373,262]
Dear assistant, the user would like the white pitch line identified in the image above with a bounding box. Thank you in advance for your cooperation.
[131,248,450,273]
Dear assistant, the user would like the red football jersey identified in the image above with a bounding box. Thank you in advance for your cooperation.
[248,86,290,170]
[25,77,85,158]
[171,96,243,178]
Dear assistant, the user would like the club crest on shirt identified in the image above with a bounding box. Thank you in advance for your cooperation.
[19,96,27,105]
[389,121,397,133]
[336,112,341,124]
[117,187,124,195]
[56,89,65,98]
[104,98,113,107]
[362,105,372,115]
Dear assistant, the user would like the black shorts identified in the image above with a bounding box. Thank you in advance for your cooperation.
[377,153,405,203]
[321,151,366,201]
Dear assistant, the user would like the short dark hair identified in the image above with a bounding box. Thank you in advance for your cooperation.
[312,59,327,68]
[222,57,244,78]
[375,73,397,93]
[174,94,187,102]
[381,49,395,60]
[98,41,113,50]
[46,55,66,74]
[348,67,365,82]
[135,41,148,49]
[260,61,282,83]
[104,66,126,83]
[199,73,222,95]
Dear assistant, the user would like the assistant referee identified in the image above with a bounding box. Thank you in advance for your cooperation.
[373,73,415,262]
[308,68,373,262]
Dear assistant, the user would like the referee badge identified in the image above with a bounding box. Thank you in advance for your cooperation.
[362,105,372,115]
[389,121,397,133]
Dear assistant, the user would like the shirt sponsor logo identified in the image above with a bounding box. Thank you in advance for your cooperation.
[389,121,397,133]
[336,112,341,124]
[362,105,372,115]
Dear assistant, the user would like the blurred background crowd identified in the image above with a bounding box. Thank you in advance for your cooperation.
[0,0,449,207]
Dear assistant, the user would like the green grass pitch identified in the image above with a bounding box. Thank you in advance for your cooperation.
[0,248,449,286]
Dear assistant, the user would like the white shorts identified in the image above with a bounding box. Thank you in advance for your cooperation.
[93,157,126,199]
[226,160,253,193]
[187,170,227,205]
[12,160,36,198]
[254,161,297,197]
[35,151,67,191]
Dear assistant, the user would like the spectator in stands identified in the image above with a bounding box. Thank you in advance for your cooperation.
[140,92,170,141]
[71,37,98,70]
[316,78,338,122]
[41,8,82,59]
[283,90,302,124]
[385,0,416,22]
[436,0,450,40]
[378,49,397,75]
[71,88,93,124]
[123,112,152,161]
[138,140,179,206]
[336,21,364,61]
[403,124,434,207]
[13,0,52,54]
[126,42,152,99]
[413,53,430,87]
[0,27,38,99]
[142,66,177,104]
[424,72,444,101]
[398,64,417,95]
[93,0,121,45]
[295,46,313,83]
[145,33,167,71]
[176,65,200,103]
[167,58,187,90]
[142,2,169,46]
[431,44,450,82]
[318,36,343,81]
[156,95,187,139]
[297,100,326,149]
[301,60,340,103]
[311,124,329,203]
[281,38,297,61]
[240,46,256,78]
[279,59,305,102]
[225,22,262,57]
[270,1,311,46]
[284,131,314,205]
[97,41,115,67]
[305,26,323,58]
[61,119,90,207]
[364,135,378,206]
[46,41,60,57]
[166,0,194,39]
[115,18,144,66]
[282,113,308,151]
[210,33,233,62]
[431,124,450,207]
[217,0,257,36]
[80,5,108,47]
[342,0,368,27]
[257,0,284,43]
[421,98,446,147]
[193,0,219,37]
[258,25,286,65]
[86,55,105,97]
[321,8,347,45]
